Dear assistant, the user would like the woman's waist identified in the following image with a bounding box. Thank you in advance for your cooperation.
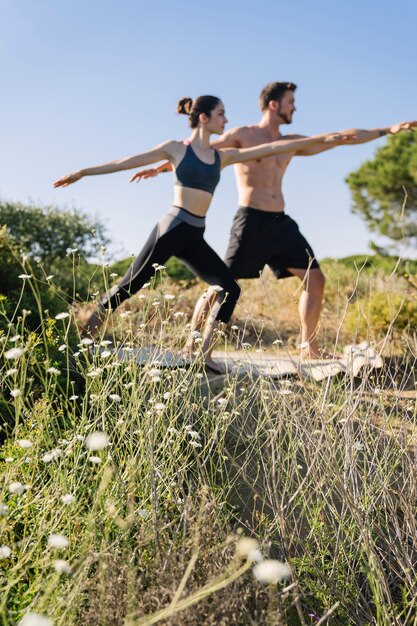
[166,205,206,228]
[172,187,211,217]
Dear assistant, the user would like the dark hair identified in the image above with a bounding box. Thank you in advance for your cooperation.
[177,95,221,128]
[259,82,297,111]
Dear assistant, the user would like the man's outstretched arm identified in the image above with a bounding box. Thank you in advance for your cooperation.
[293,120,417,156]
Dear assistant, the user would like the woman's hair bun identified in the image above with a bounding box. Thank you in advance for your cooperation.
[177,97,193,115]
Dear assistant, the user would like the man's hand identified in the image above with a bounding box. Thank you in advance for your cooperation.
[129,167,160,182]
[129,161,173,183]
[390,120,417,134]
[53,171,82,188]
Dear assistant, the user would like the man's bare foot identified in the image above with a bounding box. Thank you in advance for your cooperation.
[176,345,194,362]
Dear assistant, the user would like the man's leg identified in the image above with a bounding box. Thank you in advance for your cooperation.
[287,267,326,359]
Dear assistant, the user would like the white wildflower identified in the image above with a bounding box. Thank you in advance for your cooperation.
[53,559,71,573]
[163,392,171,400]
[278,389,293,396]
[6,368,18,376]
[110,272,118,278]
[100,350,112,358]
[109,393,121,402]
[297,341,310,350]
[242,342,252,349]
[154,403,166,412]
[46,275,54,281]
[236,537,262,562]
[164,294,175,300]
[188,430,200,439]
[18,274,32,280]
[5,457,14,463]
[353,441,364,451]
[58,344,66,352]
[196,373,204,379]
[41,448,62,463]
[173,311,185,318]
[80,338,94,346]
[10,334,21,342]
[273,339,283,345]
[89,456,101,464]
[10,389,22,398]
[18,612,53,626]
[55,312,70,320]
[0,546,12,559]
[191,331,201,339]
[61,494,75,505]
[138,508,149,519]
[85,432,109,451]
[0,504,9,516]
[87,368,103,377]
[47,367,61,375]
[189,440,202,448]
[100,339,112,346]
[211,285,223,292]
[5,347,25,360]
[9,482,25,495]
[18,439,33,449]
[69,395,79,401]
[217,398,227,405]
[253,559,292,584]
[48,534,69,549]
[18,613,53,626]
[148,368,162,378]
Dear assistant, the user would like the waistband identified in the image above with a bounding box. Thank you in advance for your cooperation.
[238,206,287,219]
[169,205,206,227]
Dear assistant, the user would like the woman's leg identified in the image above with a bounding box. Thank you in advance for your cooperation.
[83,222,186,336]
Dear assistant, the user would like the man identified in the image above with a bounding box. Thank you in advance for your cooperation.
[131,82,416,363]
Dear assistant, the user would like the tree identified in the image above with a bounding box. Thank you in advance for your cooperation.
[346,130,417,245]
[0,201,109,261]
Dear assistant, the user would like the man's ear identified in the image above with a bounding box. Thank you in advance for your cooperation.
[268,100,279,113]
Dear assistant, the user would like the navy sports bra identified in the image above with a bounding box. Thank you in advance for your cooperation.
[174,143,221,195]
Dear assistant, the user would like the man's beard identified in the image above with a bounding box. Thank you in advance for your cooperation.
[278,112,292,124]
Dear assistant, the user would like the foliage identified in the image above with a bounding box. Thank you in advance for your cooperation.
[109,255,195,285]
[0,201,109,261]
[346,130,417,244]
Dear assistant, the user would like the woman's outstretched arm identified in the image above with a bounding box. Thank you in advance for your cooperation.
[53,140,178,187]
[219,132,354,167]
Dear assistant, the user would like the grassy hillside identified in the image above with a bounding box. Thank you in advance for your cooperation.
[1,252,417,625]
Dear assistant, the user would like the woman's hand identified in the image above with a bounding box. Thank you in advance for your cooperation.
[318,131,357,144]
[53,171,83,188]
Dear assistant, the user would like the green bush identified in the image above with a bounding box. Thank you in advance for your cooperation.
[344,291,417,337]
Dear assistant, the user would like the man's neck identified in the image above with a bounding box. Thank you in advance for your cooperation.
[257,112,285,140]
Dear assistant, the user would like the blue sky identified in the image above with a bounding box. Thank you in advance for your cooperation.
[1,0,416,261]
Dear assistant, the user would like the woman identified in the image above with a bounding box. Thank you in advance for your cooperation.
[54,95,348,370]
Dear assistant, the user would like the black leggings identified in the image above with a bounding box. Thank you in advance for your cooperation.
[101,207,241,324]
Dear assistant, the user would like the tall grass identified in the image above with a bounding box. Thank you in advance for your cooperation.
[1,259,417,625]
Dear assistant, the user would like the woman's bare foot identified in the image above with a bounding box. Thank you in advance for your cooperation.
[204,356,225,375]
[300,346,339,361]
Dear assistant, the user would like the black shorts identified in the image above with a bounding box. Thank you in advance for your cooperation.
[224,206,320,280]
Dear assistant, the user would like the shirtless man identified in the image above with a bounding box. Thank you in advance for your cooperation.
[132,82,416,362]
